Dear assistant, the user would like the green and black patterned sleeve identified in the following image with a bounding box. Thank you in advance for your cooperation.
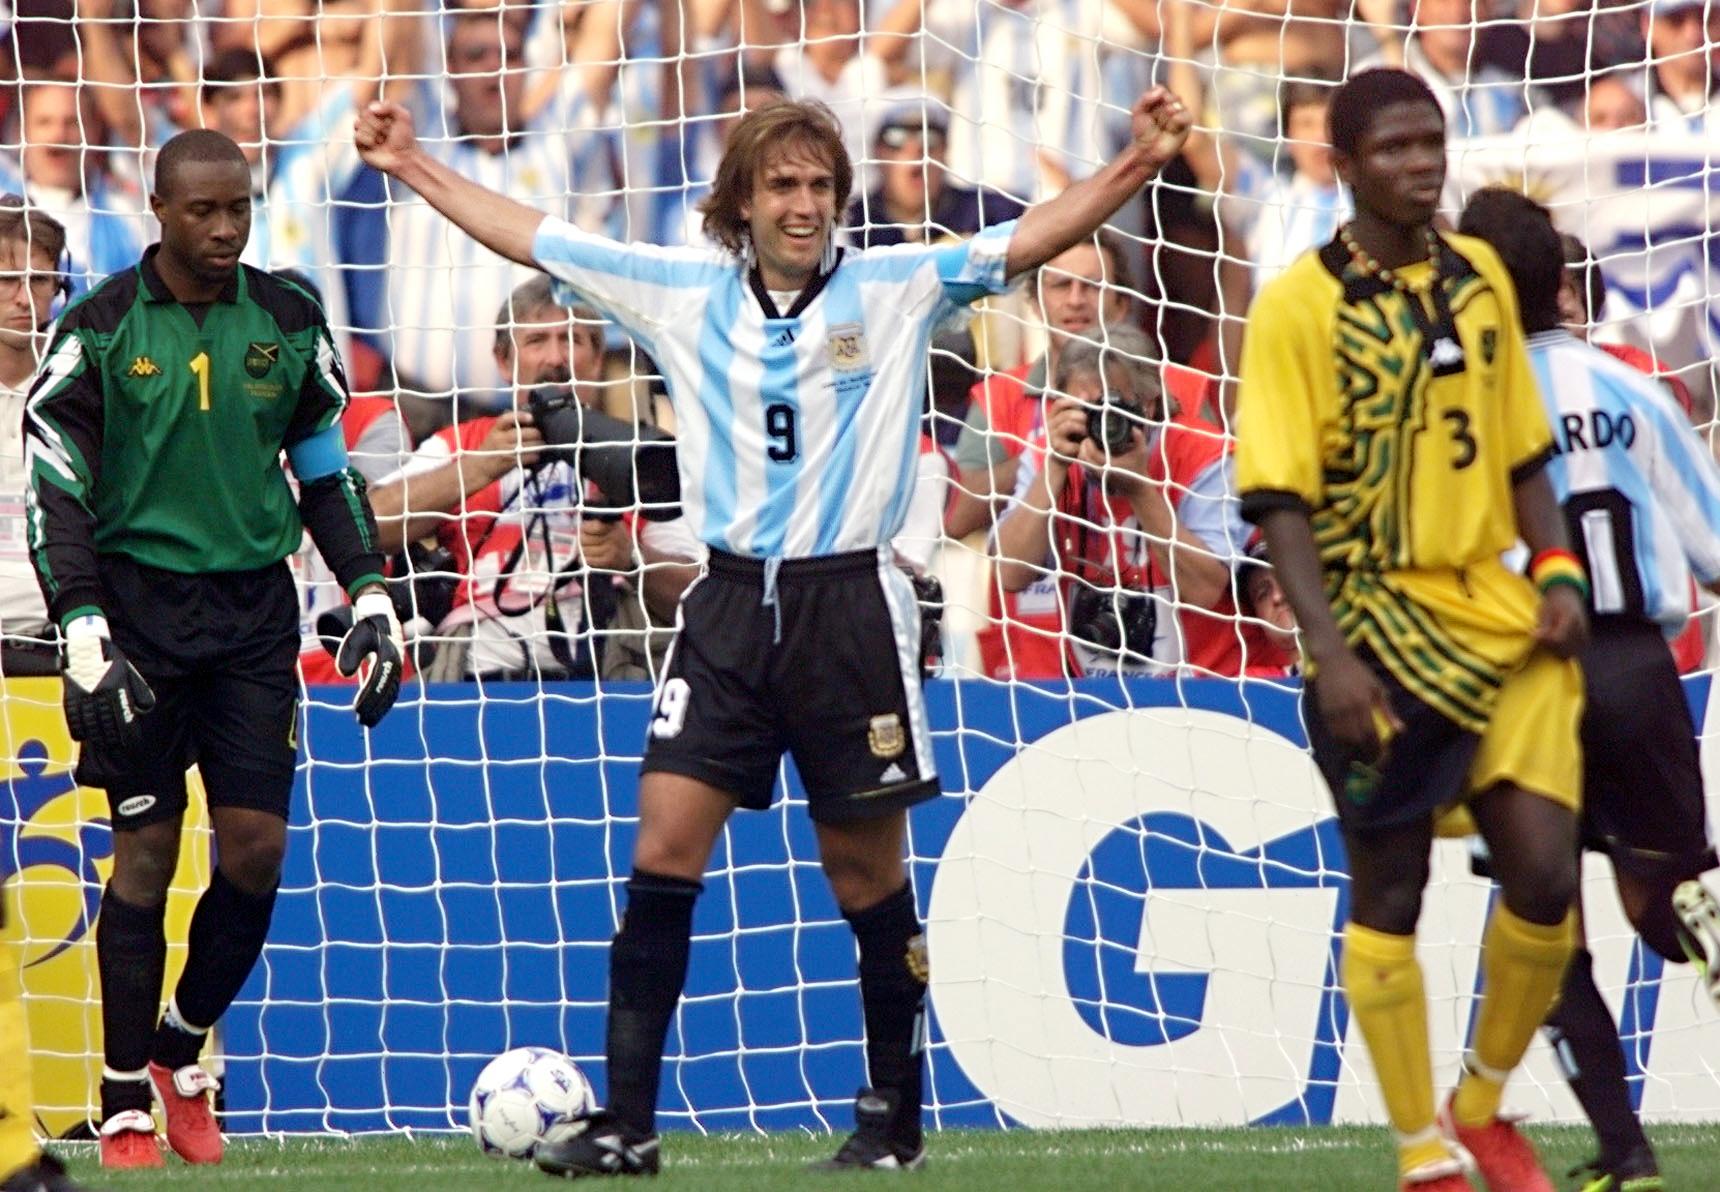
[23,292,116,627]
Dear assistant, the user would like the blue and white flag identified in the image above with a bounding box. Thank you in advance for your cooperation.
[1447,131,1718,400]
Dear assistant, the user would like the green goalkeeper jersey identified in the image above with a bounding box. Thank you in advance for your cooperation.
[23,246,381,625]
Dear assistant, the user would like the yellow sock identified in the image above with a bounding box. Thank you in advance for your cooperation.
[0,935,40,1180]
[1452,904,1575,1127]
[1343,923,1447,1176]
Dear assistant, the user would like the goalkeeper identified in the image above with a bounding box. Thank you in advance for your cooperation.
[22,129,403,1171]
[356,86,1189,1176]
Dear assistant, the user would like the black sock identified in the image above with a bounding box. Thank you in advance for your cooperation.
[605,870,701,1138]
[96,887,167,1120]
[99,1076,153,1120]
[1543,948,1650,1164]
[153,870,278,1070]
[843,883,926,1147]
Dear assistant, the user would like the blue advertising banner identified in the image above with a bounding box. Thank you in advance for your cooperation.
[16,676,1714,1135]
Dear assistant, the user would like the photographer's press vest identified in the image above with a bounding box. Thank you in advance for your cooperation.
[978,411,1289,679]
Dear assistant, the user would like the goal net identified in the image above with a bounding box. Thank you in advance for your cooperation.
[3,0,1719,1141]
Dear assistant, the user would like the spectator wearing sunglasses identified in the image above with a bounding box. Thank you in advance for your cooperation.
[846,99,1023,249]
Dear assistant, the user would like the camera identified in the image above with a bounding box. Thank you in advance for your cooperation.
[527,386,681,521]
[1084,394,1147,455]
[1067,582,1158,660]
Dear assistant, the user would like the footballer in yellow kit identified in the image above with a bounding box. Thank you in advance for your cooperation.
[1234,68,1587,1192]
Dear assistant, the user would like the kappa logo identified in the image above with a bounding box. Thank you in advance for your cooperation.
[245,341,281,379]
[827,323,867,372]
[116,794,157,818]
[867,713,905,759]
[125,356,161,377]
[1429,336,1465,370]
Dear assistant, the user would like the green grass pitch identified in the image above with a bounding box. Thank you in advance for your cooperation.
[57,1124,1720,1190]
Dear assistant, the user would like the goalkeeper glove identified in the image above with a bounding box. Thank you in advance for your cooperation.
[62,614,156,752]
[335,589,403,728]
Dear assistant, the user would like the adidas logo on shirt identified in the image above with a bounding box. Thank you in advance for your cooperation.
[880,762,907,784]
[770,329,796,348]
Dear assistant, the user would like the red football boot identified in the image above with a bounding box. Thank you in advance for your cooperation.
[148,1061,223,1164]
[1440,1097,1553,1192]
[1401,1152,1478,1192]
[98,1109,164,1169]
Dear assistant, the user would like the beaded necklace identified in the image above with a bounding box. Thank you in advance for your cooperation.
[1338,222,1467,374]
[1339,223,1442,293]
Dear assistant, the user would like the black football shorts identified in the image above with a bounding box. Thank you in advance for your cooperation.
[1579,617,1711,879]
[641,547,939,824]
[77,555,301,830]
[1305,648,1480,836]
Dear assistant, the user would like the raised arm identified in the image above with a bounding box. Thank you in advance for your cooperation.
[356,100,549,266]
[524,0,628,124]
[75,0,147,154]
[868,0,926,68]
[1163,1,1224,196]
[1004,87,1192,280]
[993,401,1086,591]
[350,0,421,113]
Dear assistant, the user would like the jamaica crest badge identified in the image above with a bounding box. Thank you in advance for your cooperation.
[244,341,280,378]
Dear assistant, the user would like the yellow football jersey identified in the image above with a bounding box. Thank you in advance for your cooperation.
[1235,232,1556,731]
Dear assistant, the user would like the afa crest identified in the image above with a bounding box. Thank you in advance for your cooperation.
[827,323,868,372]
[867,712,905,760]
[245,341,280,379]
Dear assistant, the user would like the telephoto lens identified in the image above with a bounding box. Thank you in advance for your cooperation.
[527,386,682,520]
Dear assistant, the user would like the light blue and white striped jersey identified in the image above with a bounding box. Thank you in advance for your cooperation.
[0,160,148,293]
[532,217,1018,558]
[1217,157,1350,293]
[386,75,619,401]
[1400,45,1527,140]
[932,0,1123,200]
[1528,330,1720,632]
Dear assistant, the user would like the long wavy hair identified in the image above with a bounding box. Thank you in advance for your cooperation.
[699,99,853,258]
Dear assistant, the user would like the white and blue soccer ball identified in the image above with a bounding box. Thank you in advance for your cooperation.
[468,1046,595,1159]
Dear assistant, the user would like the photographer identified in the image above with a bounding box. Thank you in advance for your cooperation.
[992,323,1270,677]
[369,277,699,682]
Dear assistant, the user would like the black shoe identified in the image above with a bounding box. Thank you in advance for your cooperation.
[534,1111,660,1179]
[811,1088,924,1172]
[1568,1144,1662,1191]
[0,1154,91,1192]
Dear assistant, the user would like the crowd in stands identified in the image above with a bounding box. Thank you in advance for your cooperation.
[0,0,1713,683]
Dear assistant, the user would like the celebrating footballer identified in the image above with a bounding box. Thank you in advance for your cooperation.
[355,82,1190,1175]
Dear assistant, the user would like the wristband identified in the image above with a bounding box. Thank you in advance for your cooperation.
[1530,548,1589,601]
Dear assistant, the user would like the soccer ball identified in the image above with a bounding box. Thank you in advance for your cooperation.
[468,1046,595,1159]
